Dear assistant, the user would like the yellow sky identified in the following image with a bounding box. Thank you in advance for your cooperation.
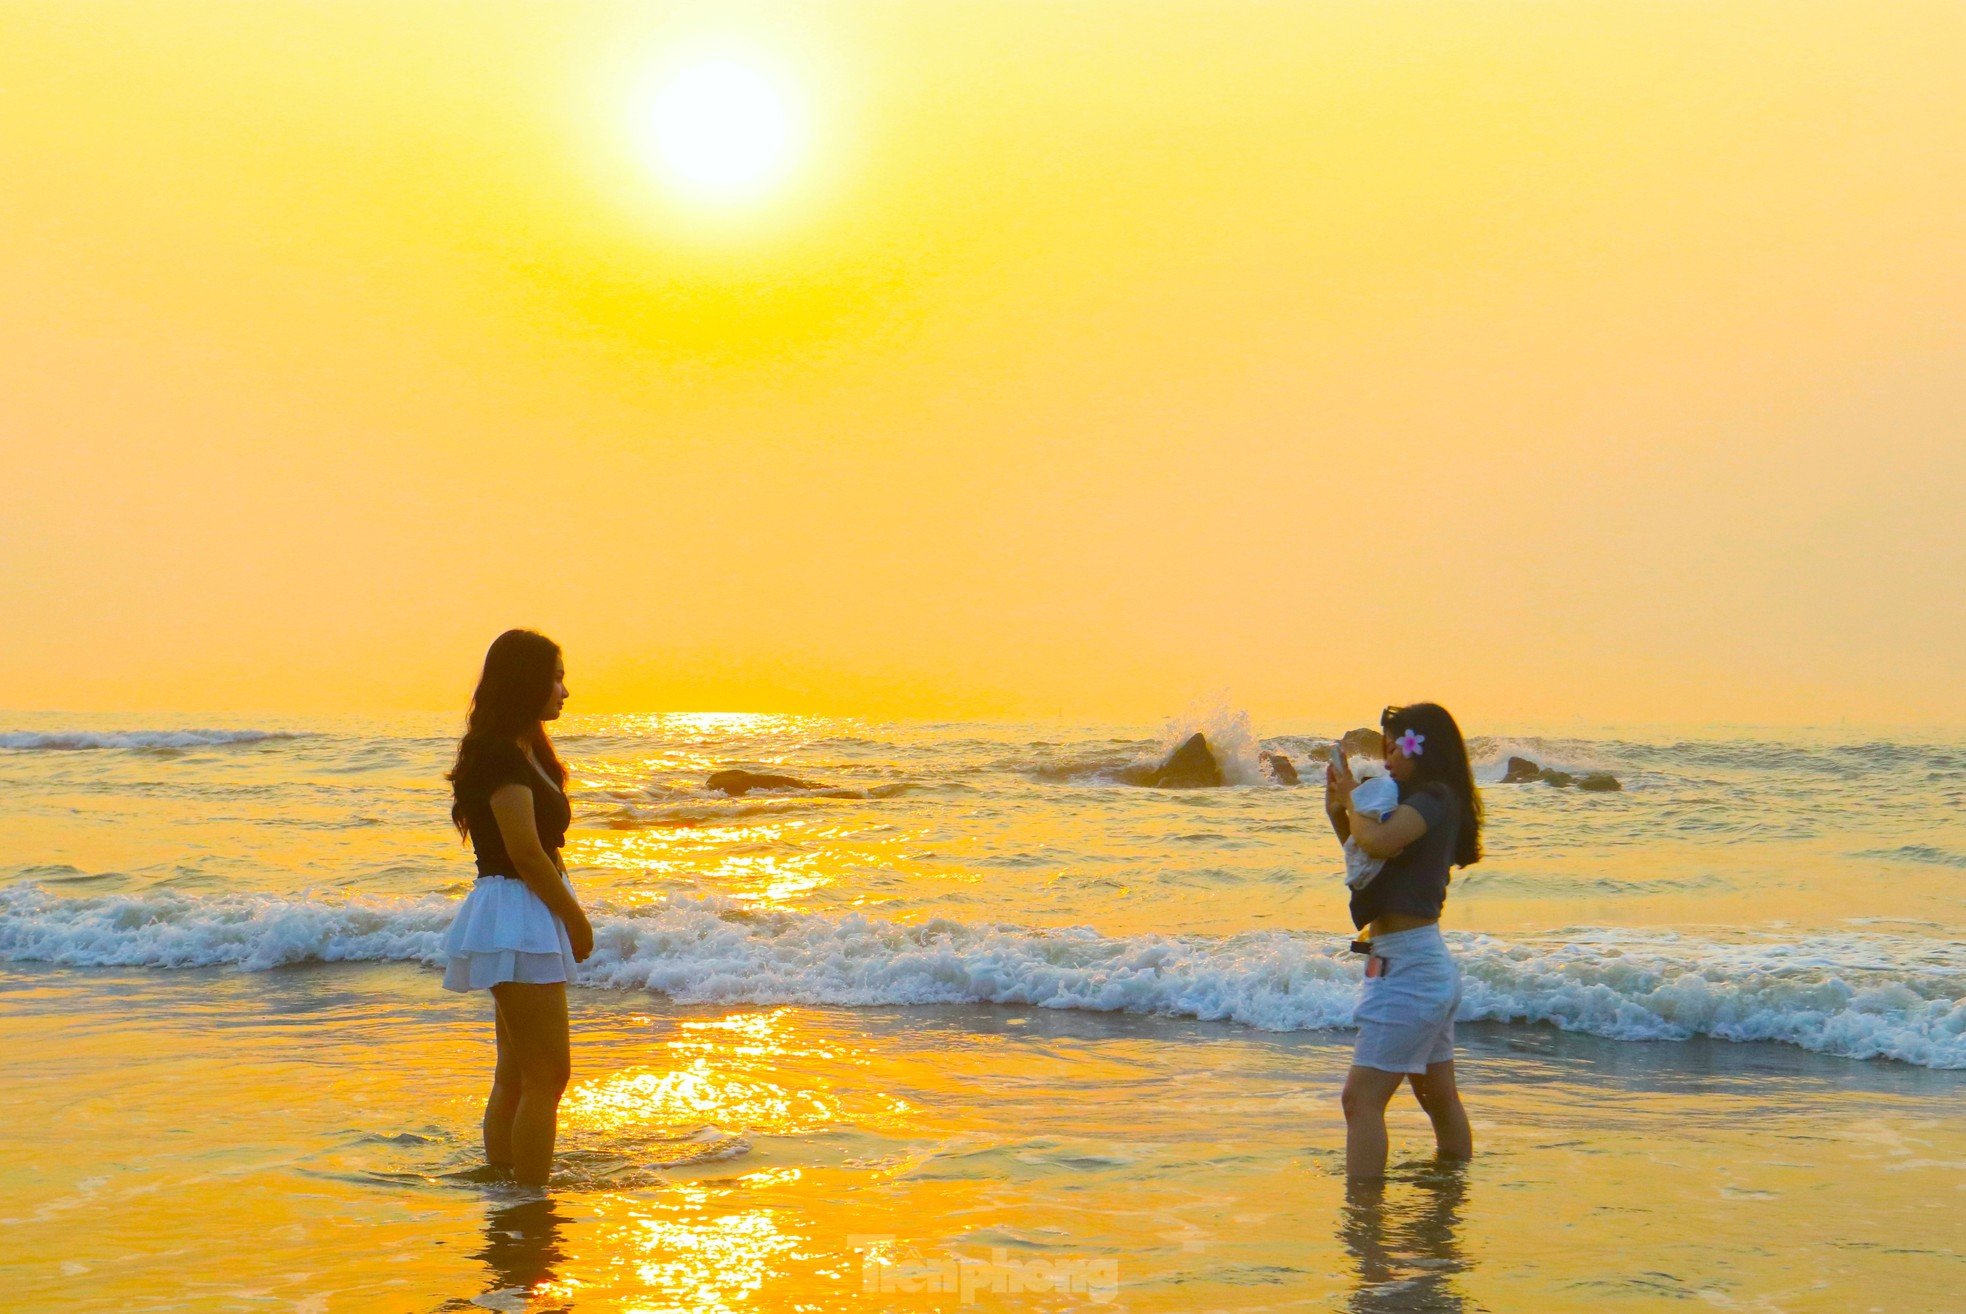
[3,2,1962,727]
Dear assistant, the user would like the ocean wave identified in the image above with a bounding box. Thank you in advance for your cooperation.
[1019,750,1144,784]
[0,729,308,752]
[2,884,1959,1068]
[1469,739,1624,786]
[602,784,913,829]
[1454,931,1965,1068]
[1025,710,1271,788]
[0,883,450,970]
[1852,844,1966,870]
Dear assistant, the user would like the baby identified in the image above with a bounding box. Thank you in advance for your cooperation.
[1341,769,1402,889]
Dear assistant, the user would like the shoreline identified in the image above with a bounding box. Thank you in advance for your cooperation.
[5,891,1961,1070]
[8,955,1966,1083]
[5,960,1962,1310]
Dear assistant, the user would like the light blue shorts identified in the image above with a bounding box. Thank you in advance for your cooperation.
[1352,923,1462,1074]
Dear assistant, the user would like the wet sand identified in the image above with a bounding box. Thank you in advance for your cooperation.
[4,961,1960,1312]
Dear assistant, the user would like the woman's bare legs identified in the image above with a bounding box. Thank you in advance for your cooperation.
[1343,1061,1472,1177]
[1408,1060,1473,1162]
[483,995,525,1172]
[489,982,570,1187]
[1341,1065,1407,1179]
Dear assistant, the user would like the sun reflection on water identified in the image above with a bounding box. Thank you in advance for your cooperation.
[575,820,846,909]
[573,1181,812,1314]
[708,854,831,905]
[564,1009,914,1141]
[625,1208,802,1311]
[527,1010,931,1307]
[577,711,839,742]
[566,1059,842,1135]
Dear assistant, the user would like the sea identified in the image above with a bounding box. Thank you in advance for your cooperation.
[2,711,1961,1312]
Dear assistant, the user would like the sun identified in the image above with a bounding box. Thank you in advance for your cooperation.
[640,59,797,202]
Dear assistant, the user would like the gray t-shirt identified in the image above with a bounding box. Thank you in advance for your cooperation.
[1349,782,1460,929]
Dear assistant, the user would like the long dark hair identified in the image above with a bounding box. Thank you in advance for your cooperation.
[1382,702,1482,868]
[448,629,566,841]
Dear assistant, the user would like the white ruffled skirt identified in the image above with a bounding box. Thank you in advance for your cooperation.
[440,874,578,992]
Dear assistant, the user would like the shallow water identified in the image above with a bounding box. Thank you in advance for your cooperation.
[1,712,1962,1309]
[5,964,1960,1312]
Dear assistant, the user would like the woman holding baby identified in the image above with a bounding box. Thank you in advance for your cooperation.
[1325,703,1483,1179]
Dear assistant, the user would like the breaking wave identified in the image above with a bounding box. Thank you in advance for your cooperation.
[3,883,1959,1068]
[0,729,308,752]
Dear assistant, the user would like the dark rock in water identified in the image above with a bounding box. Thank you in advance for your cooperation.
[1339,729,1385,760]
[707,769,823,797]
[1146,733,1225,789]
[1261,751,1300,785]
[1500,755,1620,791]
[1503,756,1543,783]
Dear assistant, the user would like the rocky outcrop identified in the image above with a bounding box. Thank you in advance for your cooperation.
[1144,732,1225,789]
[706,769,825,797]
[1502,756,1620,791]
[1338,729,1385,760]
[1502,756,1543,783]
[1260,751,1300,785]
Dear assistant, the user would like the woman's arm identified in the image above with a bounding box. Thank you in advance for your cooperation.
[1346,803,1428,861]
[489,784,592,956]
[1324,765,1353,845]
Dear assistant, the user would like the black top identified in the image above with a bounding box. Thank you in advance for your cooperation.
[454,741,571,878]
[1349,781,1460,930]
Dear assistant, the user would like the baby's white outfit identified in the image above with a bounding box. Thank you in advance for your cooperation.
[1342,775,1402,888]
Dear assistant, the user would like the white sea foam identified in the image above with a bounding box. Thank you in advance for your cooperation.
[0,883,450,970]
[1470,738,1621,785]
[4,884,1960,1068]
[0,729,307,752]
[1452,930,1966,1069]
[1145,705,1267,786]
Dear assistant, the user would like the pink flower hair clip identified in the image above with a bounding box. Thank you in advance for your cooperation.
[1394,729,1426,757]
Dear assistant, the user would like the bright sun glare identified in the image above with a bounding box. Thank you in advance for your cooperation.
[641,59,796,201]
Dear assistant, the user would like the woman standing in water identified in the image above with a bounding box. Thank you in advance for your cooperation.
[440,630,594,1187]
[1326,703,1482,1179]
